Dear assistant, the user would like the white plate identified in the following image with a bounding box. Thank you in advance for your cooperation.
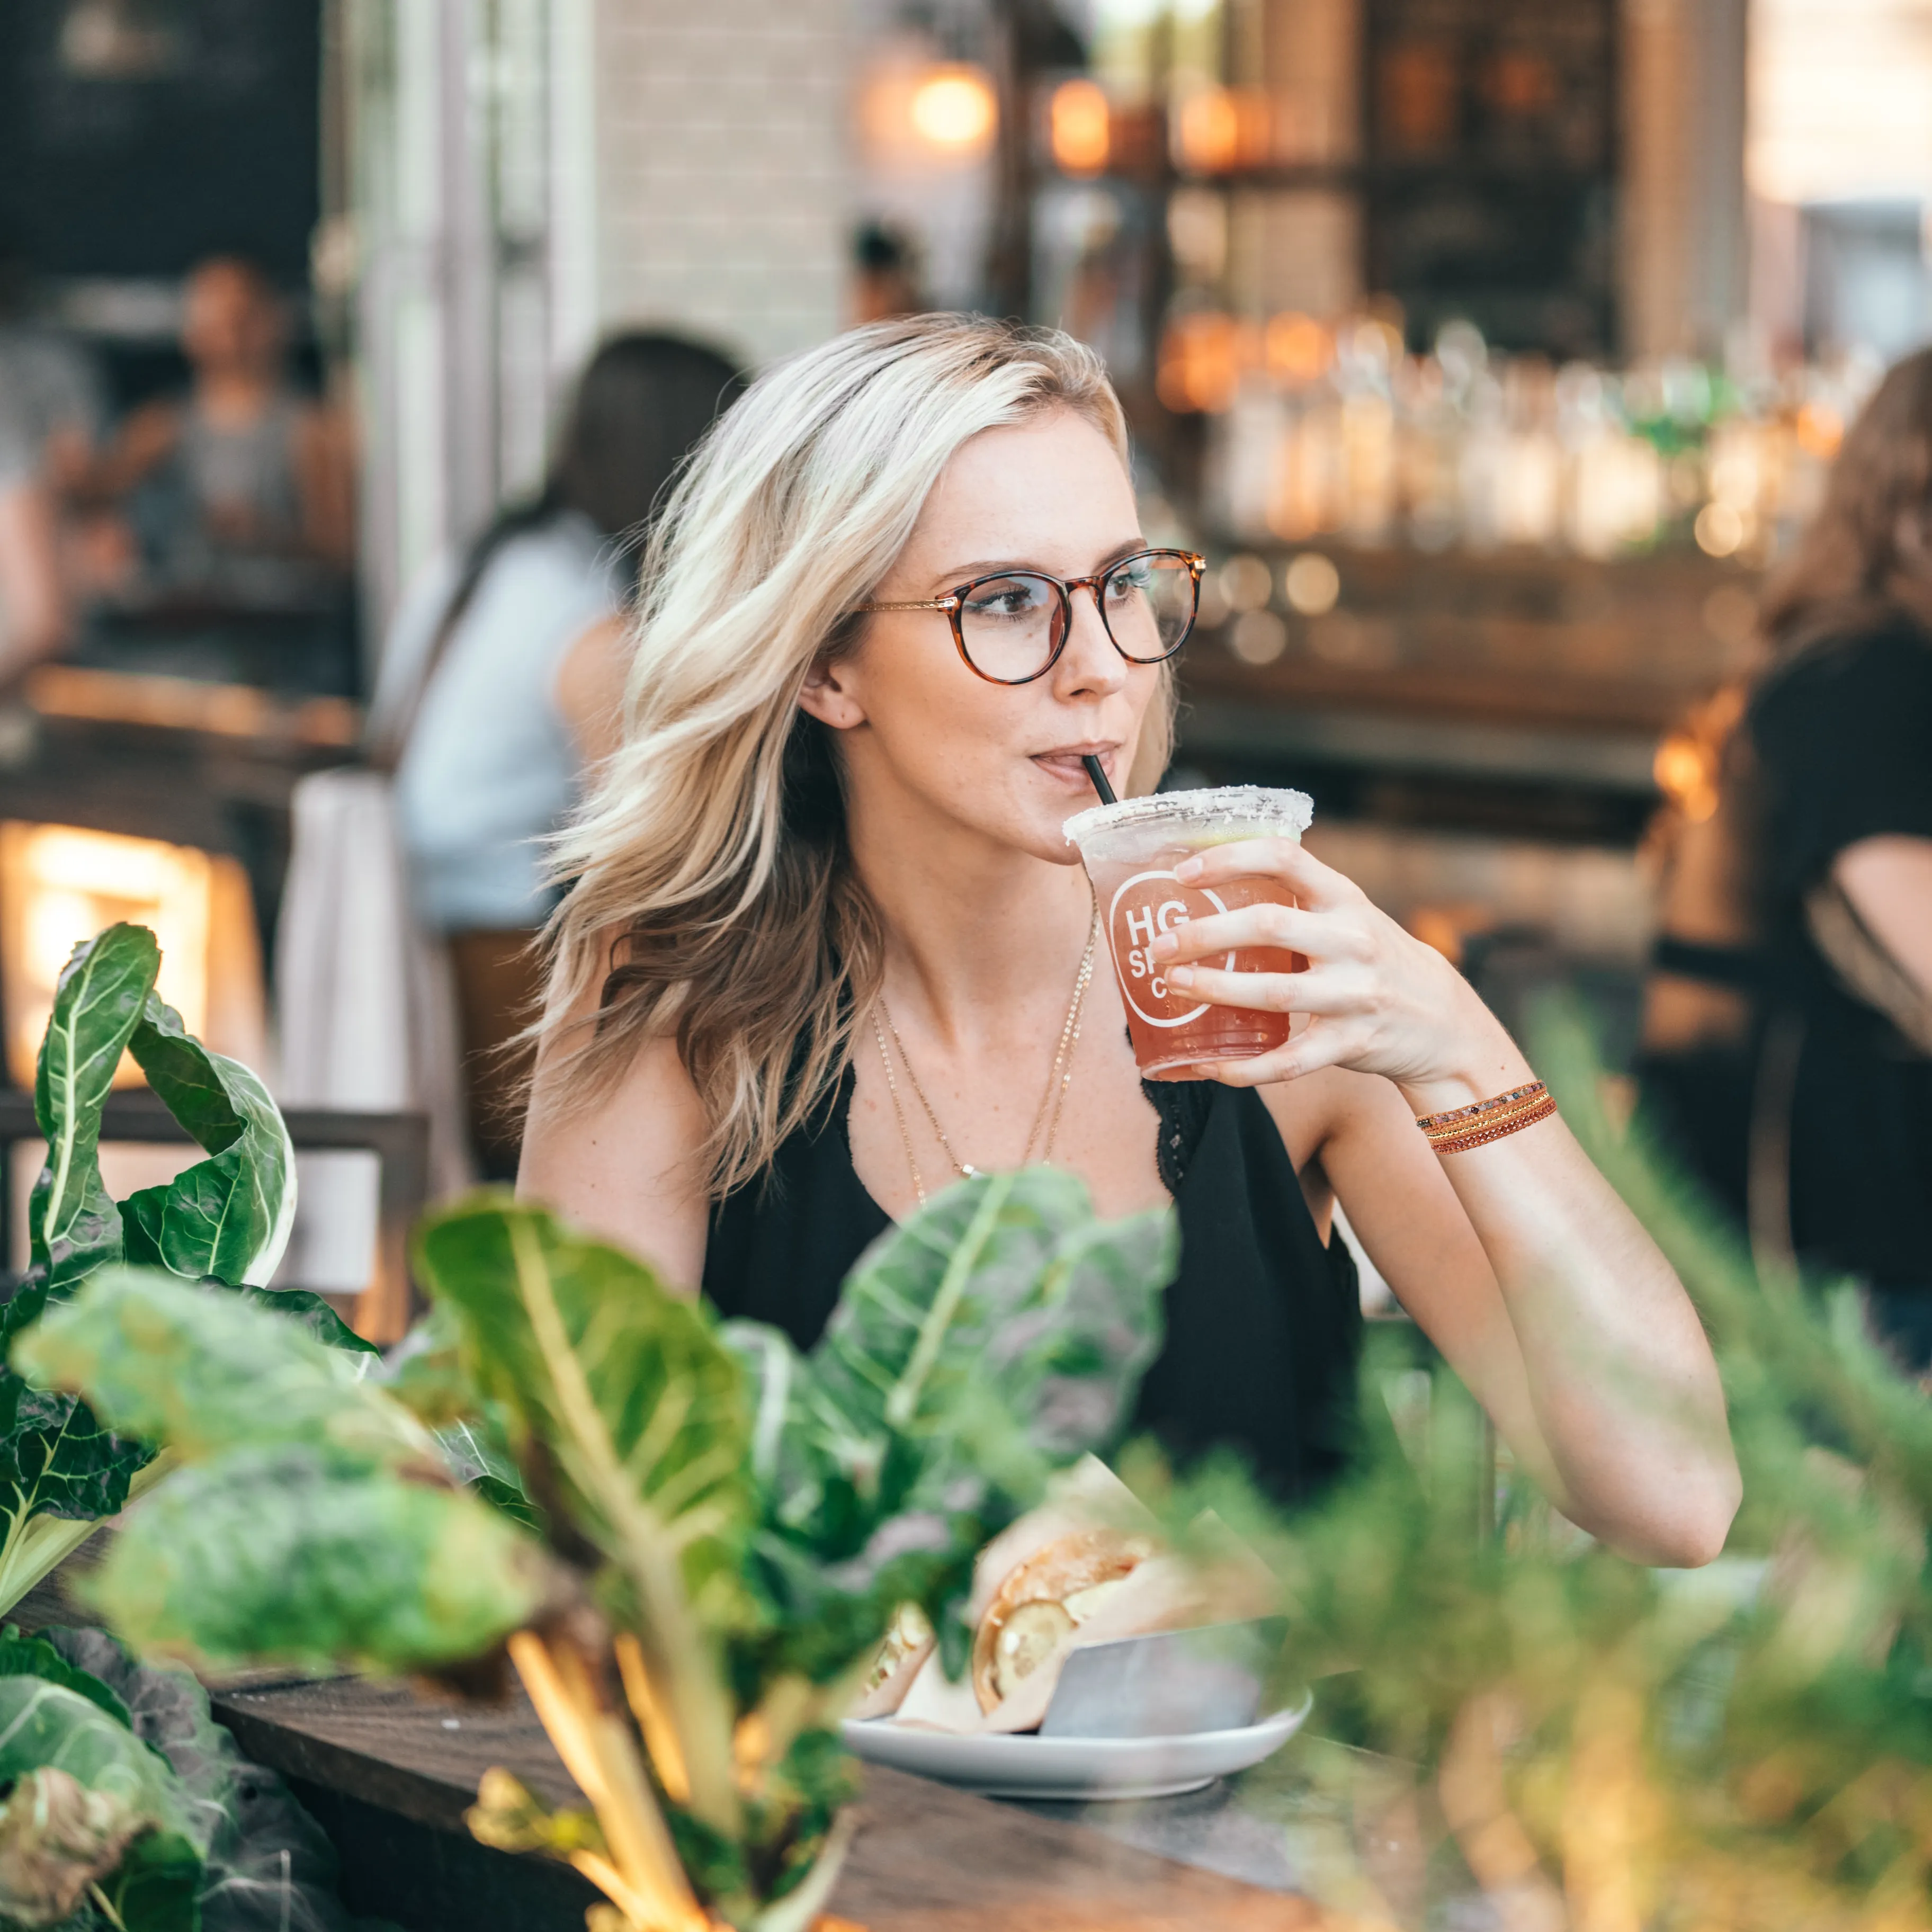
[840,1693,1312,1801]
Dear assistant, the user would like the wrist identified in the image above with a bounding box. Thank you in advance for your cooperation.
[1394,1010,1535,1117]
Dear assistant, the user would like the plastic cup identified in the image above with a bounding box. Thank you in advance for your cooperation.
[1063,785,1314,1079]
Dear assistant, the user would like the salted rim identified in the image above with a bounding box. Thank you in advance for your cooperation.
[1063,784,1313,848]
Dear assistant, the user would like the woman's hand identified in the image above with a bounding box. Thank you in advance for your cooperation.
[1150,837,1526,1109]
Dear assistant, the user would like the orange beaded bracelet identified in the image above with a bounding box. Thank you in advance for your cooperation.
[1416,1080,1557,1154]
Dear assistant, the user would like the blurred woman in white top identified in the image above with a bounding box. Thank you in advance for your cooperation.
[372,330,747,1175]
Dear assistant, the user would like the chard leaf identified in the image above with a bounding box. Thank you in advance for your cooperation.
[0,1670,201,1929]
[235,1287,379,1361]
[29,926,160,1291]
[13,1267,430,1473]
[81,1443,549,1676]
[766,1170,1173,1555]
[817,1170,1171,1466]
[45,1628,379,1932]
[721,1171,1174,1681]
[412,1197,754,1623]
[0,1766,148,1930]
[126,992,297,1288]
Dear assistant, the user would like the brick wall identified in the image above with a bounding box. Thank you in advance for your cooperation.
[592,0,853,369]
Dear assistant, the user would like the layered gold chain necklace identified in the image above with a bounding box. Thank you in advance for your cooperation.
[870,902,1101,1211]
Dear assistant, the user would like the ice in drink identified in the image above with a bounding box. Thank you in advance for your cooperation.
[1063,786,1314,1079]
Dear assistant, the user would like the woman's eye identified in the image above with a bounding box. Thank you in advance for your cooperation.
[1106,565,1152,601]
[966,579,1047,620]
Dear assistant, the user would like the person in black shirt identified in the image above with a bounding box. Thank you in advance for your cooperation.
[1642,350,1932,1359]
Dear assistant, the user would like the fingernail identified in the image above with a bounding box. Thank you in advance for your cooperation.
[1150,932,1176,959]
[1174,855,1203,881]
[1165,964,1194,988]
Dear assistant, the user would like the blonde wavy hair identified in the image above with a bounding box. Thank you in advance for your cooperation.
[539,315,1173,1195]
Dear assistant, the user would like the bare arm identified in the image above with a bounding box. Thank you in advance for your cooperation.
[0,480,70,675]
[293,402,357,569]
[87,401,180,500]
[517,955,712,1292]
[554,613,631,770]
[1156,838,1741,1568]
[1835,835,1932,998]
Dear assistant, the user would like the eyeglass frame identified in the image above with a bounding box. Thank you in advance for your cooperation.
[855,547,1208,686]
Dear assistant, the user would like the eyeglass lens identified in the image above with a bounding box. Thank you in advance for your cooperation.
[955,551,1197,682]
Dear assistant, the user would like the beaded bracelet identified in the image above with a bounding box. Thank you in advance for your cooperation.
[1416,1080,1557,1155]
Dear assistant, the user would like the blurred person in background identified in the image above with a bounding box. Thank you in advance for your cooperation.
[0,249,96,670]
[89,255,353,603]
[370,330,746,1179]
[850,221,923,325]
[1641,348,1932,1363]
[0,390,69,677]
[0,251,105,503]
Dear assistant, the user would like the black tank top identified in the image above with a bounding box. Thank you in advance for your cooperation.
[703,1071,1363,1501]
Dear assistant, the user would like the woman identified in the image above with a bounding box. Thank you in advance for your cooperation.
[374,330,746,1177]
[1641,350,1932,1361]
[94,256,354,598]
[523,317,1738,1562]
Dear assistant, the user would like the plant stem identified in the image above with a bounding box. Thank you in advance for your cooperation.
[506,1218,743,1839]
[508,1631,708,1932]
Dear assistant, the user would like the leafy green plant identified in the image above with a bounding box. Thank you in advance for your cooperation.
[1,924,367,1613]
[16,1174,1175,1932]
[1105,998,1932,1932]
[0,923,387,1932]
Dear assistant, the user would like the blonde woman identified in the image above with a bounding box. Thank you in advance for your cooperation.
[522,316,1738,1562]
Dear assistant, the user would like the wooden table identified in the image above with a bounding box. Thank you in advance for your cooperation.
[17,1559,1313,1930]
[209,1675,1314,1932]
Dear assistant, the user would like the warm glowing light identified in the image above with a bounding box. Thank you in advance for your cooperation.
[1653,735,1719,821]
[1218,553,1273,613]
[0,823,213,1089]
[1283,552,1342,616]
[1229,609,1288,664]
[1795,401,1844,460]
[908,66,997,155]
[1694,501,1747,558]
[1174,86,1272,174]
[1050,78,1111,175]
[1156,311,1256,414]
[1265,311,1331,384]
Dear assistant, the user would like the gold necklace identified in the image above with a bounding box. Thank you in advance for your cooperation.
[871,904,1099,1210]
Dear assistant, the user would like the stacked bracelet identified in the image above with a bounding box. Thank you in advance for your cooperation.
[1416,1080,1556,1155]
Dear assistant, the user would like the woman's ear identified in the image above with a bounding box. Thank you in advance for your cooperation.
[797,654,867,731]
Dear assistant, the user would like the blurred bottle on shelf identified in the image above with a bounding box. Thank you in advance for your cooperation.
[1177,306,1879,564]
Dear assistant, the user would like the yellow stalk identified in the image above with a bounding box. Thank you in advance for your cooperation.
[507,1218,743,1838]
[507,1633,707,1932]
[614,1631,691,1804]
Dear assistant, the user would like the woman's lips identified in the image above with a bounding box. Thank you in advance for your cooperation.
[1032,748,1117,785]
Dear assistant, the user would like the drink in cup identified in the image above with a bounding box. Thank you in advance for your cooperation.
[1063,786,1313,1079]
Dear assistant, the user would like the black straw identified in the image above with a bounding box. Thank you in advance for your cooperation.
[1081,754,1117,806]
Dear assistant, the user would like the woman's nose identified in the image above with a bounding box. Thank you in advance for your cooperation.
[1052,584,1127,697]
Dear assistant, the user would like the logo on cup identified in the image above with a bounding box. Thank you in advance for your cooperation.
[1107,872,1233,1027]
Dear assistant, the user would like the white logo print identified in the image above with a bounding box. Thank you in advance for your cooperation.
[1108,871,1233,1027]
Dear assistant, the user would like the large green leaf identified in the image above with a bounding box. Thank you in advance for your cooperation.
[0,1667,200,1930]
[14,1269,547,1678]
[412,1197,754,1624]
[720,1170,1175,1681]
[751,1170,1173,1557]
[28,926,159,1292]
[83,1443,549,1676]
[13,1267,431,1474]
[46,1626,376,1932]
[123,992,297,1288]
[816,1169,1171,1464]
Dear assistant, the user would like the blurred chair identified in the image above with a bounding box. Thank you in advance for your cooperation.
[0,1090,429,1338]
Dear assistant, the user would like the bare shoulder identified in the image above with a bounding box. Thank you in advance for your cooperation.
[519,941,710,1290]
[1253,1062,1402,1167]
[553,613,631,769]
